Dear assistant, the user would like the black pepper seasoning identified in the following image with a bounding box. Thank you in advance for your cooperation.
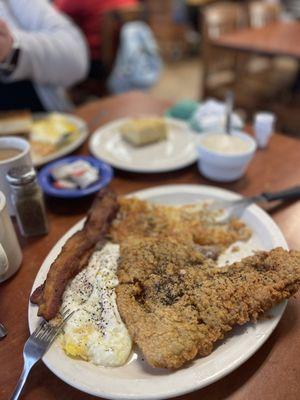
[6,165,49,237]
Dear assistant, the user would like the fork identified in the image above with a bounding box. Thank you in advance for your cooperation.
[10,308,74,400]
[209,186,300,222]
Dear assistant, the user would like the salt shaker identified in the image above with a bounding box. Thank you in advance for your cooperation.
[6,165,49,237]
[254,112,276,149]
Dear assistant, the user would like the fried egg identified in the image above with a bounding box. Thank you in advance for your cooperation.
[60,243,132,367]
[31,113,78,146]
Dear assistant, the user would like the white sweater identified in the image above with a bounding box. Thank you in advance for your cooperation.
[0,0,89,111]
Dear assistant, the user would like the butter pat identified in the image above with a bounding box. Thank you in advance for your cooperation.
[120,118,168,146]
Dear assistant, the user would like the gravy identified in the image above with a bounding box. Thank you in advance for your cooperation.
[201,134,250,155]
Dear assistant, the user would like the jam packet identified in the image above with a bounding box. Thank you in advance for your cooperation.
[51,160,99,189]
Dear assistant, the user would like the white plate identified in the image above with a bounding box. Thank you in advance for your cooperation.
[88,118,198,173]
[31,113,88,167]
[28,185,288,400]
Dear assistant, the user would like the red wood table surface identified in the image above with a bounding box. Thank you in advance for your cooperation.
[212,21,300,59]
[1,91,300,400]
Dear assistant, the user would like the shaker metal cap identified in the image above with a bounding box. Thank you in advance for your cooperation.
[6,165,36,186]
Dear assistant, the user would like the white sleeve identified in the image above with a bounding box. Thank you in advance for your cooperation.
[6,0,89,87]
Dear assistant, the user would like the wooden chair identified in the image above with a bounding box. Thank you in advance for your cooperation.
[248,0,281,27]
[200,1,248,99]
[69,4,144,104]
[101,4,146,71]
[200,0,298,116]
[228,0,298,120]
[244,0,298,96]
[143,0,189,61]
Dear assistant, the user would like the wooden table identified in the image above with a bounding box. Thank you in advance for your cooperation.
[1,91,300,400]
[186,0,215,6]
[212,21,300,59]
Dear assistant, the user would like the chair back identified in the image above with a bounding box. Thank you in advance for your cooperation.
[203,1,247,38]
[200,2,248,97]
[143,0,188,60]
[248,1,281,28]
[102,4,145,69]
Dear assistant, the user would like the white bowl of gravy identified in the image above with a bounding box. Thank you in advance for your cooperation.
[197,131,256,182]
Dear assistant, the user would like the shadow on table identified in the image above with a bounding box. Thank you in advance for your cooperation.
[45,194,95,215]
[114,165,196,183]
[265,199,297,216]
[114,165,252,191]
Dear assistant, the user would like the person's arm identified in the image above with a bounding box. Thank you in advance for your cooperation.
[0,20,14,63]
[4,0,89,87]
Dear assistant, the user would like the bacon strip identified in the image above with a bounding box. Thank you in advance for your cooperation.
[30,188,119,321]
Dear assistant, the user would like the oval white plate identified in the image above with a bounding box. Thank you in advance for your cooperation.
[28,184,288,400]
[88,118,198,173]
[31,113,88,167]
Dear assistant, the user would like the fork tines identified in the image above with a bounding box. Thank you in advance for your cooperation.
[33,308,74,341]
[60,306,72,319]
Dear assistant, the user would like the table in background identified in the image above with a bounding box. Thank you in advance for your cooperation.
[1,91,300,400]
[212,21,300,59]
[186,0,215,5]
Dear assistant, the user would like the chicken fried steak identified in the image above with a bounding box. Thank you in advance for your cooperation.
[116,239,300,369]
[110,198,251,251]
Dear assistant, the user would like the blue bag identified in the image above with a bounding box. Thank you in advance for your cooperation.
[108,21,163,93]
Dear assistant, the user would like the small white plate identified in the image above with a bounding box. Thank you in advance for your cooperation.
[88,118,198,173]
[31,113,88,167]
[28,185,288,400]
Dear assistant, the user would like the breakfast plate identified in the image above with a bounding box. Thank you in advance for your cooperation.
[31,113,88,167]
[28,184,288,399]
[88,118,198,173]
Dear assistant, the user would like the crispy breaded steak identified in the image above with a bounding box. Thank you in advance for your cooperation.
[31,194,251,321]
[110,198,251,250]
[116,239,300,369]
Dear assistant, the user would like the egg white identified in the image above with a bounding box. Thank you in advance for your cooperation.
[60,243,132,367]
[31,113,77,145]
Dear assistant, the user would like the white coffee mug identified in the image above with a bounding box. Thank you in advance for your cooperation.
[0,136,32,215]
[0,191,22,282]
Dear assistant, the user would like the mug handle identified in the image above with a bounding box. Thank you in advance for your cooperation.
[0,243,9,276]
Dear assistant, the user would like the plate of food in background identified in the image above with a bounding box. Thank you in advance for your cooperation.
[88,117,198,173]
[0,110,88,167]
[27,184,300,400]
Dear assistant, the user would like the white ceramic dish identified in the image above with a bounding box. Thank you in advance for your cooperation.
[197,131,257,182]
[31,113,88,167]
[28,184,288,400]
[88,118,198,173]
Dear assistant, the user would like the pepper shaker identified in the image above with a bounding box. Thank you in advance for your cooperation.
[6,165,49,237]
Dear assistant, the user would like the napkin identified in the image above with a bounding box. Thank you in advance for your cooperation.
[165,100,199,121]
[190,99,244,133]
